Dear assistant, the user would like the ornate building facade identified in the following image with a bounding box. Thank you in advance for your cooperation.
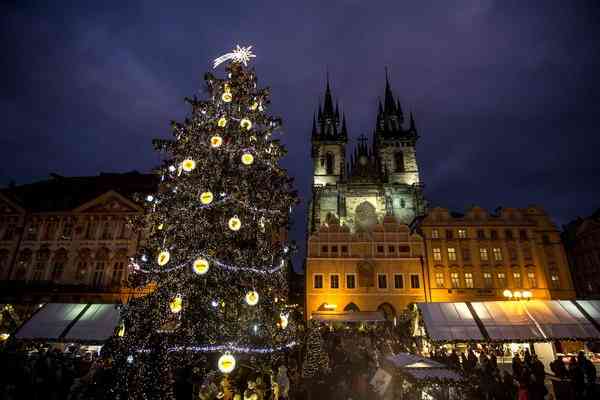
[562,209,600,299]
[0,171,156,306]
[305,76,576,321]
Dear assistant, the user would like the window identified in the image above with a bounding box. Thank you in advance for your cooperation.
[447,248,457,261]
[451,272,460,288]
[445,230,454,240]
[410,274,420,289]
[394,274,404,289]
[477,229,486,240]
[542,234,551,245]
[490,230,498,240]
[465,272,474,288]
[313,274,323,289]
[492,248,503,261]
[85,221,97,240]
[479,248,489,261]
[346,274,356,289]
[43,221,57,241]
[394,152,405,172]
[519,230,528,240]
[378,274,388,289]
[2,224,16,241]
[513,272,522,287]
[31,260,46,281]
[399,245,410,253]
[458,229,467,239]
[462,248,471,262]
[497,272,507,288]
[505,229,514,240]
[435,272,444,288]
[325,153,334,174]
[51,261,64,281]
[433,248,442,261]
[483,272,493,288]
[330,274,339,289]
[26,223,39,241]
[101,221,112,240]
[527,271,537,288]
[377,245,384,253]
[388,245,395,253]
[522,246,532,260]
[321,245,328,253]
[550,272,560,289]
[331,245,338,253]
[76,261,88,280]
[400,198,406,208]
[92,262,105,287]
[508,247,518,261]
[341,245,348,254]
[112,262,124,285]
[431,229,440,239]
[61,221,73,240]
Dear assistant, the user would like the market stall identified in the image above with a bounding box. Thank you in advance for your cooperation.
[380,352,465,399]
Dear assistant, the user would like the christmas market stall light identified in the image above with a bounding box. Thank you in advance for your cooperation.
[106,44,300,400]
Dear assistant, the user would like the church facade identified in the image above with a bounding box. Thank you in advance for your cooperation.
[305,76,575,321]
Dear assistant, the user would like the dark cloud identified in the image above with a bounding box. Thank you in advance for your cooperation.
[2,0,599,270]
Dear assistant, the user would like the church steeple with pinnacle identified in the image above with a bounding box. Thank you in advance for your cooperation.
[311,76,347,188]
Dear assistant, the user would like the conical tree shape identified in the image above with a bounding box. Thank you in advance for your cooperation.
[302,324,329,379]
[113,47,299,399]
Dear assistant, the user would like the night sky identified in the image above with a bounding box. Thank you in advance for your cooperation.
[2,1,599,269]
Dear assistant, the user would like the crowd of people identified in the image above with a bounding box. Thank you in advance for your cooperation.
[0,344,117,400]
[430,346,598,400]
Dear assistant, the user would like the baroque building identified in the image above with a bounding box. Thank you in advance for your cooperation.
[305,76,576,321]
[0,171,156,307]
[562,209,600,299]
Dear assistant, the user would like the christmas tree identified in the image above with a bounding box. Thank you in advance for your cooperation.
[302,323,329,379]
[113,45,299,399]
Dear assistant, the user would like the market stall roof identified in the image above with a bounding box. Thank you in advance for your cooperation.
[417,302,484,342]
[385,353,463,382]
[311,311,385,322]
[417,300,600,343]
[63,304,121,342]
[15,303,120,343]
[471,301,545,341]
[576,300,600,325]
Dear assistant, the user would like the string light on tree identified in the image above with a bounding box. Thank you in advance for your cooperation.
[240,118,253,131]
[218,117,227,127]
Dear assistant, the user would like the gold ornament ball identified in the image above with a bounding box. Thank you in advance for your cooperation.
[241,153,254,165]
[182,159,196,172]
[228,216,241,231]
[240,118,253,131]
[157,250,170,266]
[245,290,259,306]
[169,295,183,313]
[210,135,223,148]
[192,258,210,275]
[218,117,227,127]
[221,92,232,103]
[200,191,214,205]
[218,353,236,374]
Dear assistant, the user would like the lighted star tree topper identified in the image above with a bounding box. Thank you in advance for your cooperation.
[111,44,299,399]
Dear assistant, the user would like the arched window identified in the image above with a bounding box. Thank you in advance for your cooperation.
[377,303,397,321]
[31,247,51,281]
[51,248,68,282]
[76,248,92,282]
[394,151,405,172]
[15,249,32,280]
[325,152,334,174]
[344,303,360,312]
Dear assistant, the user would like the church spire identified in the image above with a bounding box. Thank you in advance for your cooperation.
[409,112,417,133]
[384,67,397,115]
[341,114,348,139]
[323,76,335,117]
[312,114,317,137]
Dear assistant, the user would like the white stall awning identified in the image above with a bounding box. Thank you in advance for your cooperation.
[15,303,121,343]
[576,300,600,325]
[386,353,463,382]
[64,304,121,342]
[417,302,484,342]
[470,301,544,341]
[16,303,88,341]
[523,300,600,340]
